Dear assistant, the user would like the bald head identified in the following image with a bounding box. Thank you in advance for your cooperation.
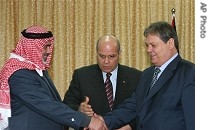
[96,35,121,53]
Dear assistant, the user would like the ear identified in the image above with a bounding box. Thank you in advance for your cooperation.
[118,49,122,54]
[167,38,175,49]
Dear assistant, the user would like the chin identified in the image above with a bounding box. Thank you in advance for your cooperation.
[102,68,111,73]
[42,60,47,64]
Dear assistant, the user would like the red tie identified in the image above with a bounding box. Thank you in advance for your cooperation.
[105,73,113,110]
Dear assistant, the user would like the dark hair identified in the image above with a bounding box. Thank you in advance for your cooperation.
[144,21,179,53]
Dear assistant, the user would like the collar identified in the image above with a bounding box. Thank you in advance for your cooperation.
[158,53,178,73]
[102,66,118,80]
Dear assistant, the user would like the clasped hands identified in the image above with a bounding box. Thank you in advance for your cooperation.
[79,96,108,130]
[79,96,132,130]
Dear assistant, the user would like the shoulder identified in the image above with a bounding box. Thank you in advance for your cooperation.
[119,64,142,73]
[141,66,154,75]
[8,69,41,88]
[169,55,195,74]
[177,59,195,77]
[74,64,98,72]
[72,64,100,75]
[118,64,142,78]
[179,59,195,68]
[170,55,194,71]
[10,69,38,78]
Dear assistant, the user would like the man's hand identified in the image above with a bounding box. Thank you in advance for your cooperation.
[87,114,108,130]
[93,114,132,130]
[78,96,94,116]
[93,113,104,121]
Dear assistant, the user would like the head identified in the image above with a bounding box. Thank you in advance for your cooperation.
[144,21,179,67]
[96,35,121,73]
[12,25,54,70]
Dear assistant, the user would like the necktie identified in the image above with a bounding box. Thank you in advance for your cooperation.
[149,67,161,91]
[105,73,114,110]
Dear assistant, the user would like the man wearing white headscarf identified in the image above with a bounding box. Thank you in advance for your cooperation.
[0,25,107,130]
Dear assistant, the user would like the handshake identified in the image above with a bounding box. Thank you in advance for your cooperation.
[85,113,108,130]
[79,96,131,130]
[79,96,108,130]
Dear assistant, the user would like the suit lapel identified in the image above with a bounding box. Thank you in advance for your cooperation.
[145,69,173,101]
[42,71,62,101]
[140,56,182,120]
[114,65,128,106]
[144,56,181,102]
[90,65,104,88]
[90,65,110,108]
[116,65,126,90]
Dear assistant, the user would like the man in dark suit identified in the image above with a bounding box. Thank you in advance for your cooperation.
[101,21,195,130]
[63,35,142,130]
[0,26,107,130]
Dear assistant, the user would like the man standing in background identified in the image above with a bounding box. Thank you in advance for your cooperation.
[63,35,142,130]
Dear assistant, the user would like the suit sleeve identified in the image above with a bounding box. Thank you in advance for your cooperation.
[182,66,195,130]
[103,91,137,129]
[9,69,90,129]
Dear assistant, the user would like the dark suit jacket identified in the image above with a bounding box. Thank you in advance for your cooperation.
[104,55,195,130]
[63,64,142,129]
[7,69,90,130]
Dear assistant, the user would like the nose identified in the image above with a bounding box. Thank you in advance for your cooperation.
[46,46,51,53]
[147,45,152,52]
[104,57,110,63]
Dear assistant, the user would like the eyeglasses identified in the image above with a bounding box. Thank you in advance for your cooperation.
[97,53,118,60]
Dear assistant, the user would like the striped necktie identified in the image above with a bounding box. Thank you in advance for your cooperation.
[149,67,161,91]
[105,73,114,110]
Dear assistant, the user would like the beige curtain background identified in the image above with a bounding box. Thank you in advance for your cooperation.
[0,0,194,99]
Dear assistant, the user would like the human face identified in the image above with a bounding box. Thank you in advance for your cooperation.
[42,42,52,64]
[145,34,174,66]
[97,40,120,73]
